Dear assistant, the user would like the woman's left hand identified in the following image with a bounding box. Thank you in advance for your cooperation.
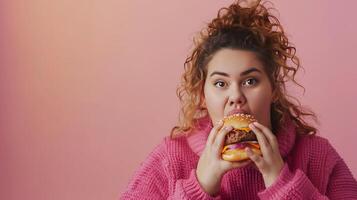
[246,122,284,188]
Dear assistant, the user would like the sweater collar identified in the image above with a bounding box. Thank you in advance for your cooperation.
[187,116,296,158]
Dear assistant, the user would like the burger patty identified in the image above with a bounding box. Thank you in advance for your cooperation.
[225,130,257,145]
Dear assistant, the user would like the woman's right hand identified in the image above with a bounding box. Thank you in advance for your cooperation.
[196,120,251,196]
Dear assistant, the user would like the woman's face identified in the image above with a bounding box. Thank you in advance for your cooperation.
[203,48,274,129]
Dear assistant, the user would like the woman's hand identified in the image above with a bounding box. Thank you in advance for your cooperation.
[246,122,284,188]
[196,120,251,196]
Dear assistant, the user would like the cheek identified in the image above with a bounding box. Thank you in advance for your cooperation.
[248,89,273,123]
[204,86,226,117]
[205,89,223,108]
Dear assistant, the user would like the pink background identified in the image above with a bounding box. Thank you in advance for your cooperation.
[1,0,356,199]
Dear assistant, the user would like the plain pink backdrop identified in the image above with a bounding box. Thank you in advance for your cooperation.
[1,0,356,199]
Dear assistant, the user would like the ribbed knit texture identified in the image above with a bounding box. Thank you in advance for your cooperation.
[120,117,357,199]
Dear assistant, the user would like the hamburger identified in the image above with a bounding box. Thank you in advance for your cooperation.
[221,113,262,162]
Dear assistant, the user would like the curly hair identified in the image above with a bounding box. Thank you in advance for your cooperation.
[171,0,318,138]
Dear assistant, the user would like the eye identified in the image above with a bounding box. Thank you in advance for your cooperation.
[214,80,227,88]
[242,78,258,86]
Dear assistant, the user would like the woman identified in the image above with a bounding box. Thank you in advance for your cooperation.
[120,1,357,199]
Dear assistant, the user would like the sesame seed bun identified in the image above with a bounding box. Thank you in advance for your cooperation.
[221,145,261,162]
[222,113,257,131]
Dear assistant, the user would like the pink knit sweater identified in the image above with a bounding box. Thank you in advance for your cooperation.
[120,117,357,199]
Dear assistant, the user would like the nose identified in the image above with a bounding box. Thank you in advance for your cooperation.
[228,86,246,107]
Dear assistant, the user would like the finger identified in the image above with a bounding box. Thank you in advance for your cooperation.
[246,147,265,169]
[213,125,233,153]
[252,122,279,152]
[249,123,272,156]
[206,120,224,145]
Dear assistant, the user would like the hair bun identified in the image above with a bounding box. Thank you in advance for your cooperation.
[208,0,278,37]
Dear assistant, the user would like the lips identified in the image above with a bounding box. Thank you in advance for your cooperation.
[226,109,248,117]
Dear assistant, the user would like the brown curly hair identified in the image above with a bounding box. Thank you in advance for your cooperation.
[171,0,318,138]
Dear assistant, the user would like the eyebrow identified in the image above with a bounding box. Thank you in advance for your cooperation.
[209,67,262,77]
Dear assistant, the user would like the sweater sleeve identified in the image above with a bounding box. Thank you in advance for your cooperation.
[171,169,222,200]
[325,143,357,199]
[120,138,222,200]
[120,140,170,199]
[257,141,357,200]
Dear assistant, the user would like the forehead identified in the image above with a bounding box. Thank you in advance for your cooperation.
[206,49,265,75]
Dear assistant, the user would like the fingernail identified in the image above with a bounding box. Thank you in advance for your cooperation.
[249,123,254,129]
